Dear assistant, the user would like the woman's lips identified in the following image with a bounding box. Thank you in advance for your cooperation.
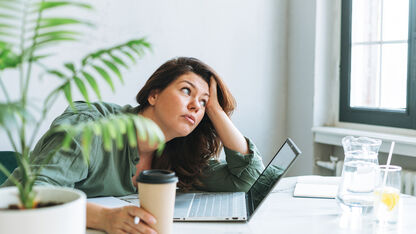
[183,115,195,125]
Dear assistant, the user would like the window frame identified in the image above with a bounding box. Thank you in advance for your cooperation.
[339,0,416,129]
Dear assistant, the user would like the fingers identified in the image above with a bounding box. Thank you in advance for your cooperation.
[122,217,156,234]
[125,219,156,234]
[121,220,140,234]
[132,176,138,188]
[104,206,157,234]
[126,206,157,226]
[124,206,157,234]
[206,76,223,116]
[209,76,217,96]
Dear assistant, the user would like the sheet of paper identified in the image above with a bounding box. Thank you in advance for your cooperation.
[87,196,133,208]
[117,194,140,206]
[296,175,340,185]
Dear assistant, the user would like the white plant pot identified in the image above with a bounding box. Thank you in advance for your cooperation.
[0,186,86,234]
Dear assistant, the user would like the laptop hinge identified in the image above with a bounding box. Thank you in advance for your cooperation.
[246,190,254,220]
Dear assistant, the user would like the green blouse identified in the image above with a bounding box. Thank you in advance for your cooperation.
[2,102,265,197]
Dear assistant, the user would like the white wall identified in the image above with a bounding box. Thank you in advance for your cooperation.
[313,0,341,128]
[0,0,289,166]
[285,0,317,176]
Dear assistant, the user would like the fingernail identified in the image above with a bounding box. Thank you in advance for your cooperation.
[134,216,140,224]
[150,216,157,224]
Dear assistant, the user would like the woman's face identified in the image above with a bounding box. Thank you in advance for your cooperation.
[146,72,210,141]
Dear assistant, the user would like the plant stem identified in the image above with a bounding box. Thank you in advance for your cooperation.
[0,75,11,102]
[17,3,45,207]
[18,0,28,96]
[0,73,19,152]
[20,6,45,201]
[0,162,22,189]
[4,128,19,153]
[34,146,60,176]
[22,0,45,104]
[18,0,28,161]
[28,92,59,150]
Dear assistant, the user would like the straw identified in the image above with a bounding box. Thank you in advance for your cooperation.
[382,141,395,188]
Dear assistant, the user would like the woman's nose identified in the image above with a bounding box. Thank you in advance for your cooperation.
[188,98,201,112]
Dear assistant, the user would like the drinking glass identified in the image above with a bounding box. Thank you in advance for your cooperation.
[373,165,401,224]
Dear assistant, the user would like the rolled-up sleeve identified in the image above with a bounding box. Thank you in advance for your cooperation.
[197,138,265,192]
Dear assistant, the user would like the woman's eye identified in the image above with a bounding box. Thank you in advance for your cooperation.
[181,87,191,95]
[200,100,207,107]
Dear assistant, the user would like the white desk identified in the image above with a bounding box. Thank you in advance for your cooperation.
[87,177,416,234]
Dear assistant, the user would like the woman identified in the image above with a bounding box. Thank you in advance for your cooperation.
[3,57,264,234]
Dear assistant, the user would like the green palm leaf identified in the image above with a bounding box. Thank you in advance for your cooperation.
[0,0,160,210]
[46,69,67,79]
[54,114,165,161]
[33,30,81,42]
[112,119,124,150]
[81,71,101,100]
[0,13,19,20]
[0,43,20,70]
[61,82,74,109]
[0,102,33,128]
[35,1,92,11]
[101,58,123,84]
[81,127,92,163]
[81,38,151,66]
[73,76,90,103]
[39,18,92,29]
[0,23,16,29]
[35,36,78,46]
[126,39,151,57]
[28,53,52,62]
[43,39,151,109]
[0,31,19,38]
[101,123,112,151]
[108,53,128,68]
[0,0,94,68]
[125,116,137,147]
[92,65,115,92]
[119,49,136,63]
[0,1,22,12]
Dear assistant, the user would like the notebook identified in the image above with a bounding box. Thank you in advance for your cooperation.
[173,138,301,222]
[293,176,340,199]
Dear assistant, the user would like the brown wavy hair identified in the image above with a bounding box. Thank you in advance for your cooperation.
[136,57,236,190]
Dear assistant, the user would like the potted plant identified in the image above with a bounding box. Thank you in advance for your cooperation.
[0,1,164,233]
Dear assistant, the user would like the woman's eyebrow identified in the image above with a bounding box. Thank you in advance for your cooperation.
[180,80,209,97]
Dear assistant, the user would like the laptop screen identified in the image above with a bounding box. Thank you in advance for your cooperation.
[247,138,301,214]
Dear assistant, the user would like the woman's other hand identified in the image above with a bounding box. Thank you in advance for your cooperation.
[103,206,157,234]
[87,203,157,234]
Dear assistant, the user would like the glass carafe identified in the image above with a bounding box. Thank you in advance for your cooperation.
[336,136,382,215]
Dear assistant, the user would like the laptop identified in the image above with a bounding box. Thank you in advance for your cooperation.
[173,138,301,222]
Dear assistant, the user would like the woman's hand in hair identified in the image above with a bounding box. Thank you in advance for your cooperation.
[205,77,249,155]
[205,76,224,117]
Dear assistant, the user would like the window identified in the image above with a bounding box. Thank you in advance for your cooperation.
[339,0,416,129]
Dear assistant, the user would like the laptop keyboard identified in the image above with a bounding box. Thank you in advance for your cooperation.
[188,192,244,217]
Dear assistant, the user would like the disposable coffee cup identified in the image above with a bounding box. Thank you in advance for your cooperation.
[137,170,178,234]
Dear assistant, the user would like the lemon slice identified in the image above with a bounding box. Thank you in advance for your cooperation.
[381,192,400,211]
